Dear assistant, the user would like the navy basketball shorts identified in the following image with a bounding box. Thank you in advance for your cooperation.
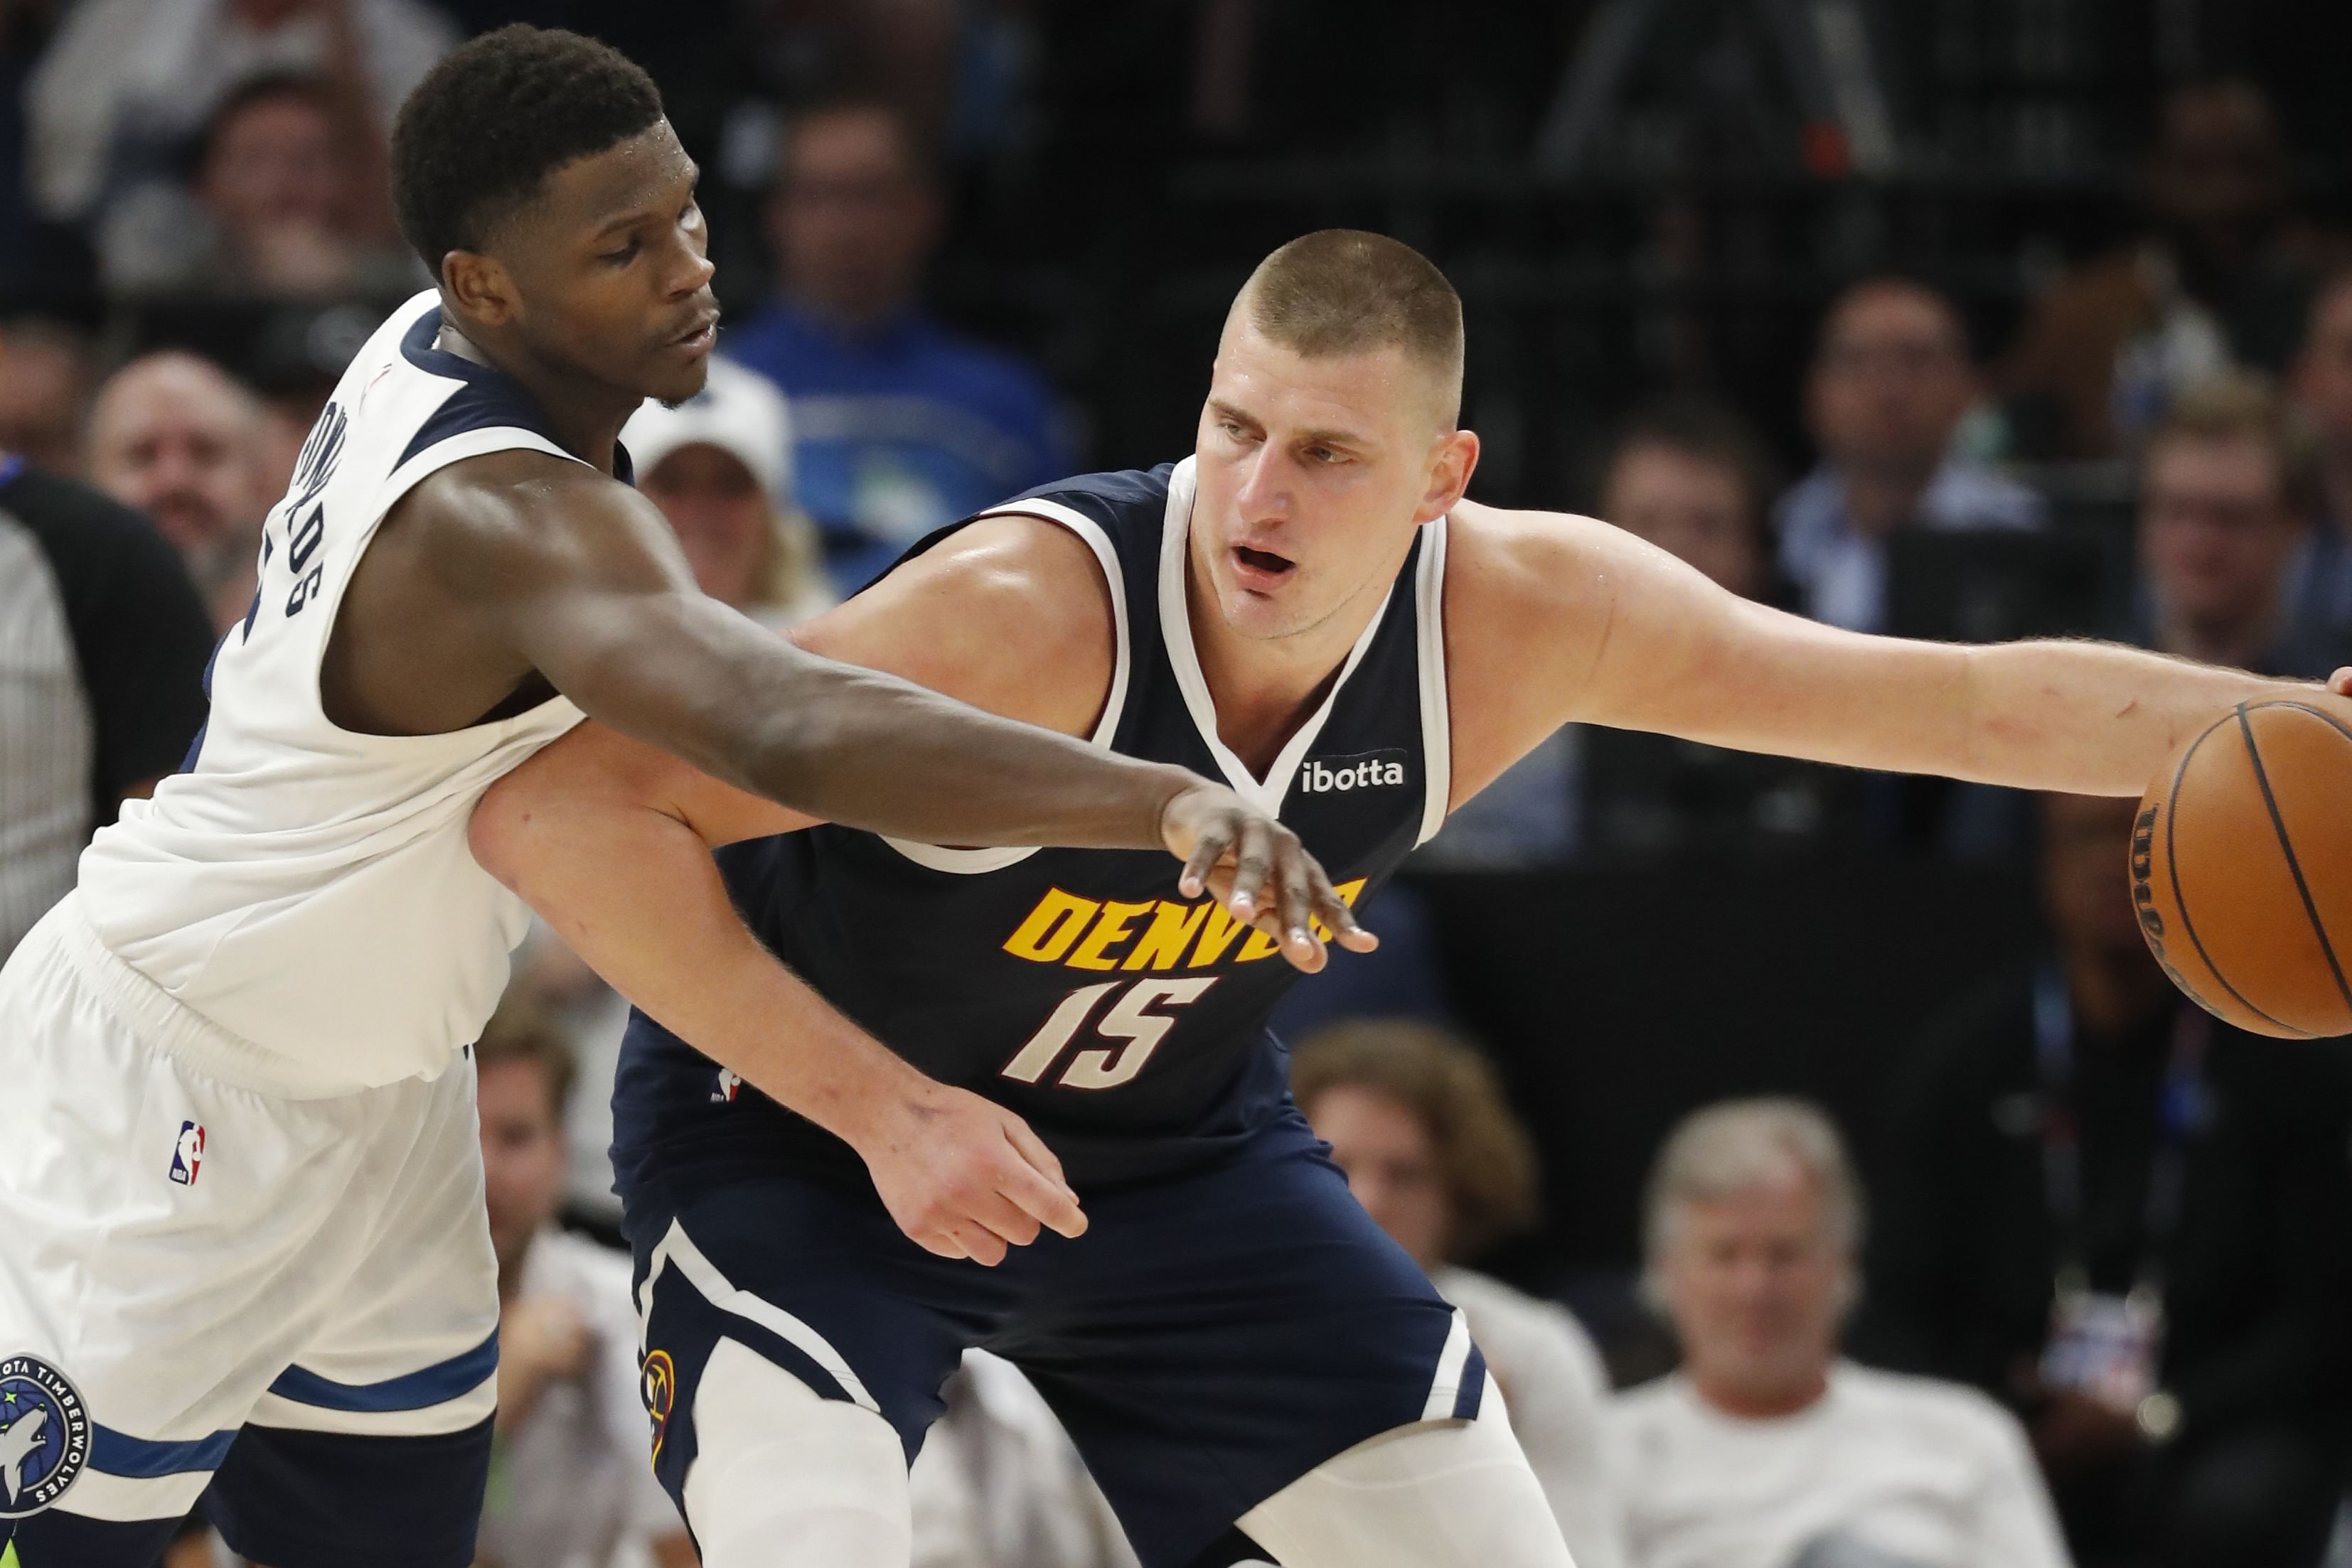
[626,1116,1487,1568]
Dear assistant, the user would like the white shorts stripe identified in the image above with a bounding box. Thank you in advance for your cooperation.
[636,1218,882,1414]
[1419,1308,1474,1422]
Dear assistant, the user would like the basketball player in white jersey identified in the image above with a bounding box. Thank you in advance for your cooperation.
[0,29,1367,1568]
[478,227,2352,1568]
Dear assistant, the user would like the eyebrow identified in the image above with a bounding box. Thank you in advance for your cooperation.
[1207,399,1370,449]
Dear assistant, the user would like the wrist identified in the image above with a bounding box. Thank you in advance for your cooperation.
[1146,767,1203,853]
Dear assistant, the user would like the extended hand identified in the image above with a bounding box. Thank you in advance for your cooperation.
[1158,783,1379,973]
[857,1080,1087,1265]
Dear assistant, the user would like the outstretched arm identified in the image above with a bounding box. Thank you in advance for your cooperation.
[417,454,1365,948]
[1443,499,2352,805]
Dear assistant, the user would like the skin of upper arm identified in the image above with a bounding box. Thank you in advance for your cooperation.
[1442,498,1974,804]
[471,511,1118,870]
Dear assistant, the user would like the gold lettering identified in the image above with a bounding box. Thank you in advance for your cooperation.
[1003,888,1101,964]
[1121,901,1213,970]
[1067,900,1155,970]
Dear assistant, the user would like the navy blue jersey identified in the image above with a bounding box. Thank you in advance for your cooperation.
[613,457,1451,1194]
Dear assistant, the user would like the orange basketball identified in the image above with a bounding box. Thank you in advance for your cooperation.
[2132,701,2352,1039]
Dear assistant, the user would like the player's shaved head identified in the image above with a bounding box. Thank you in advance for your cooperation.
[1235,230,1465,428]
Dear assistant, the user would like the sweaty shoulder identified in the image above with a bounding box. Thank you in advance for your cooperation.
[791,510,1116,741]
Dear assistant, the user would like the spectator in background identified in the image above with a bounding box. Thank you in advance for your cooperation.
[27,0,451,235]
[909,1350,1141,1568]
[2287,267,2352,652]
[2132,374,2338,677]
[0,450,213,959]
[726,98,1069,591]
[2004,80,2323,460]
[1426,399,1844,868]
[1778,277,2046,635]
[1859,793,2352,1568]
[86,351,277,634]
[1294,1020,1625,1568]
[474,994,695,1568]
[0,316,95,472]
[102,73,418,299]
[1615,1100,2070,1568]
[622,357,836,628]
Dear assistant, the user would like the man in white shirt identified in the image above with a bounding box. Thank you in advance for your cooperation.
[1613,1099,2070,1568]
[473,996,692,1568]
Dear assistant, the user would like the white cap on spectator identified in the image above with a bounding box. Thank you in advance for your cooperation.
[622,357,794,503]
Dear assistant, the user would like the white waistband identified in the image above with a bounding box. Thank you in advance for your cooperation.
[38,895,360,1100]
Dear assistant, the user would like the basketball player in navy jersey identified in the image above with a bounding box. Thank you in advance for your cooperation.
[0,30,1362,1568]
[476,230,2352,1568]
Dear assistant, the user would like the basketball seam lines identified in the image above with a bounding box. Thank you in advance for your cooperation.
[2236,705,2352,1017]
[2167,714,2301,1036]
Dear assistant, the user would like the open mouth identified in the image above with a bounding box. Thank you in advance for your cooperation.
[1231,544,1295,583]
[670,313,720,352]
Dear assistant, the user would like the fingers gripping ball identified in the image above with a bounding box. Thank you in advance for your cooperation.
[2132,702,2352,1038]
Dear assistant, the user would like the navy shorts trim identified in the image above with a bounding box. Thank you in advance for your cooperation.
[626,1115,1478,1568]
[203,1414,493,1568]
[264,1326,501,1412]
[87,1424,238,1478]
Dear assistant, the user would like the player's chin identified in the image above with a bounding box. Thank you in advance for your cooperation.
[638,352,713,408]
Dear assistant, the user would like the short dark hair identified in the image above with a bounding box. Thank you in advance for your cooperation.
[203,71,338,168]
[1241,230,1465,420]
[1605,396,1781,522]
[390,24,665,273]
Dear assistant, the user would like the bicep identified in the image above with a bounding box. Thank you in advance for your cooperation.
[1465,505,1974,772]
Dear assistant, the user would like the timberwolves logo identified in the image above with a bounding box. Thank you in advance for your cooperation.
[640,1350,677,1466]
[0,1355,90,1518]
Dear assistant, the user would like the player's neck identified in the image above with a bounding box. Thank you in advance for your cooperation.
[1185,553,1374,779]
[436,318,638,478]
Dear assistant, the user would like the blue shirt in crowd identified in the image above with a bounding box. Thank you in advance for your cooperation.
[1775,458,2048,633]
[722,301,1071,591]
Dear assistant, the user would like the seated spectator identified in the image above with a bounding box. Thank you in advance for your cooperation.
[1857,791,2352,1568]
[622,357,835,628]
[725,98,1069,591]
[1778,277,2046,634]
[0,450,212,959]
[102,73,418,300]
[85,351,277,634]
[1294,1019,1625,1568]
[0,316,95,472]
[910,1349,1140,1568]
[1615,1099,2071,1568]
[473,994,693,1568]
[2004,80,2324,460]
[2287,267,2352,650]
[2132,373,2338,676]
[1425,400,1848,868]
[28,0,452,235]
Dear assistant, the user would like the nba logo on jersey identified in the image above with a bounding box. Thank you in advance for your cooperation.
[169,1122,205,1186]
[712,1070,742,1105]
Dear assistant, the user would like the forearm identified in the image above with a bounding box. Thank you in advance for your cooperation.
[552,594,1195,852]
[729,653,1197,850]
[1956,640,2326,795]
[479,783,925,1149]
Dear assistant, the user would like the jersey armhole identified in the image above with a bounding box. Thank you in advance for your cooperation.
[876,498,1133,876]
[1414,513,1453,847]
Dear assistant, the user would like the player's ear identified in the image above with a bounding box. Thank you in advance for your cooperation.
[441,249,518,331]
[1415,428,1479,525]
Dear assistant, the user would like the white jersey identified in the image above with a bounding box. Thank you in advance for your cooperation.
[77,289,591,1094]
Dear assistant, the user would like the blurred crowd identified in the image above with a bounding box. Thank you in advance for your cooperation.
[4,3,2352,1568]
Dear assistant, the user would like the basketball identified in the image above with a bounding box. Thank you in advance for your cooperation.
[2132,702,2352,1039]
